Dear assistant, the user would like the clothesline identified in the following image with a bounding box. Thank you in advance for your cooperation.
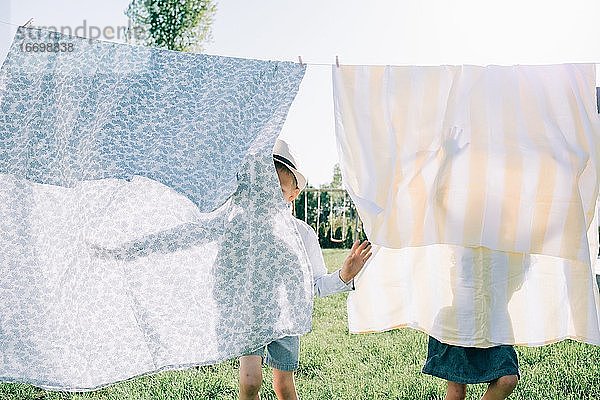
[0,18,32,28]
[2,19,599,69]
[0,18,339,66]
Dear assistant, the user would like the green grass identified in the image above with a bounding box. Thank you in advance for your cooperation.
[2,249,599,399]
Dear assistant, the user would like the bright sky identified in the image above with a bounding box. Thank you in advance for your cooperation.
[1,0,599,185]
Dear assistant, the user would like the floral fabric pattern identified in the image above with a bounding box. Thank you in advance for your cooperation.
[0,27,310,391]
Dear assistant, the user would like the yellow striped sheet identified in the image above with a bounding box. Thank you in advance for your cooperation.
[335,64,600,346]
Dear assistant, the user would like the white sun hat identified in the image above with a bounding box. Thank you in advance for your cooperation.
[273,138,307,190]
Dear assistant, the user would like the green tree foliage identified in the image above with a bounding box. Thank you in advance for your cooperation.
[126,0,216,51]
[330,163,343,189]
[294,164,365,249]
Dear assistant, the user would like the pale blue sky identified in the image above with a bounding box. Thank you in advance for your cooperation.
[1,0,599,185]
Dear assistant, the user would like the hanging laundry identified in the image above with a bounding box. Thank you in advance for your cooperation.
[0,27,310,391]
[333,64,600,347]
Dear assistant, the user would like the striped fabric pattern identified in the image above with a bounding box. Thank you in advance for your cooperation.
[333,64,600,346]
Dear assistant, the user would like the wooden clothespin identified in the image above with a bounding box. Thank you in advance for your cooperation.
[335,55,340,68]
[298,56,304,66]
[22,18,34,28]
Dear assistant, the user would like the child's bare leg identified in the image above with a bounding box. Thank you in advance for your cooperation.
[272,368,298,400]
[445,381,467,400]
[239,355,263,400]
[481,375,518,400]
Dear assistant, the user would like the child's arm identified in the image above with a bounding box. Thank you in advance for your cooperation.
[295,219,372,297]
[311,238,372,298]
[339,240,372,284]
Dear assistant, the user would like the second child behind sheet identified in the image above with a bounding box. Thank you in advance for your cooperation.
[238,139,372,400]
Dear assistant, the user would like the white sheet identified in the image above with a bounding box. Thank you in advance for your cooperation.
[334,64,600,346]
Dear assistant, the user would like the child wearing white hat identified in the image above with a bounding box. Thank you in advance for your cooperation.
[238,139,372,400]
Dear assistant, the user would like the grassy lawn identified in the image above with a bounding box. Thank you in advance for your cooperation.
[2,249,600,399]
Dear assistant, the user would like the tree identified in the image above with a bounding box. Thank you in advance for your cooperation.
[330,163,343,189]
[292,163,366,249]
[126,0,216,52]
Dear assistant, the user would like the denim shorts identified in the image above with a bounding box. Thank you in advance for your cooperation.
[422,336,520,384]
[245,336,300,371]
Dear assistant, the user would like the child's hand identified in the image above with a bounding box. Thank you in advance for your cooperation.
[340,240,372,283]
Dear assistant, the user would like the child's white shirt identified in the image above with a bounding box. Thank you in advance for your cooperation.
[294,218,355,298]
